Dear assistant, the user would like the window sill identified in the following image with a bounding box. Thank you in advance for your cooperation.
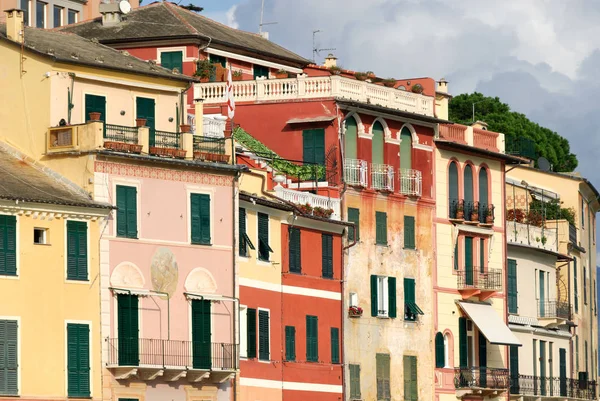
[375,243,388,247]
[116,236,138,240]
[0,274,18,279]
[257,260,272,267]
[33,243,52,246]
[191,242,212,246]
[377,314,389,319]
[66,279,90,284]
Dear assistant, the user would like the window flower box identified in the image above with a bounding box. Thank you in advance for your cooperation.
[348,306,363,318]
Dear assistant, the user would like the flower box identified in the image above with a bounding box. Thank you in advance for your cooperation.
[348,306,363,318]
[129,144,143,154]
[194,151,209,161]
[173,149,187,159]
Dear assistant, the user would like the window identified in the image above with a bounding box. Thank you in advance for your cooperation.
[117,294,139,366]
[464,236,474,285]
[85,94,106,123]
[190,193,211,245]
[0,320,18,395]
[257,213,272,261]
[285,326,295,361]
[404,278,423,321]
[370,275,396,318]
[67,9,77,24]
[330,327,339,364]
[453,241,458,270]
[581,197,585,228]
[375,211,387,245]
[34,228,47,244]
[36,1,46,28]
[321,234,333,278]
[574,258,579,313]
[306,315,318,362]
[509,346,520,394]
[239,306,247,357]
[53,5,62,27]
[246,308,256,358]
[160,51,183,73]
[404,215,415,249]
[67,323,90,398]
[210,54,227,68]
[399,127,412,170]
[345,117,358,160]
[478,167,489,221]
[302,129,325,169]
[458,317,468,368]
[463,165,474,218]
[349,364,361,399]
[67,221,88,281]
[258,309,269,361]
[376,353,391,400]
[289,227,301,273]
[20,0,30,26]
[0,215,17,276]
[347,207,360,241]
[448,161,459,218]
[239,208,254,257]
[479,238,485,272]
[116,185,137,239]
[585,340,589,374]
[191,300,211,369]
[372,121,384,165]
[576,336,579,373]
[435,332,444,368]
[508,259,518,313]
[584,266,588,305]
[253,65,269,79]
[403,355,418,401]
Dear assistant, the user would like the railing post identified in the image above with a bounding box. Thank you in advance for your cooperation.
[138,127,149,154]
[194,98,204,137]
[296,75,306,97]
[256,78,266,100]
[92,122,104,149]
[181,132,194,160]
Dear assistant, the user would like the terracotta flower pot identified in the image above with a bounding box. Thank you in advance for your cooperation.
[180,124,191,133]
[486,214,494,224]
[200,77,209,83]
[275,72,288,79]
[129,144,143,154]
[471,213,479,222]
[89,112,101,122]
[135,118,146,127]
[456,211,464,220]
[174,149,187,159]
[104,141,117,150]
[149,146,162,156]
[194,151,209,161]
[217,154,231,163]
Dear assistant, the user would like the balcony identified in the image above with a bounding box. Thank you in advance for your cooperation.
[510,375,597,400]
[194,75,435,116]
[193,136,230,163]
[449,200,495,225]
[454,367,509,394]
[150,130,184,158]
[274,185,341,220]
[106,338,237,383]
[569,223,577,244]
[439,124,503,153]
[538,300,571,321]
[202,116,227,138]
[457,268,502,300]
[398,168,422,197]
[371,163,394,191]
[506,137,537,160]
[506,221,558,252]
[344,158,368,187]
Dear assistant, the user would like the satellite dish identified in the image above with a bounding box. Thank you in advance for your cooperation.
[538,157,551,171]
[119,1,131,14]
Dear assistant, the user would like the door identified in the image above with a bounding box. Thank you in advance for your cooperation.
[192,300,211,369]
[117,295,139,366]
[559,348,567,396]
[510,346,520,394]
[465,237,474,285]
[136,97,155,145]
[464,165,474,217]
[302,129,325,180]
[478,332,487,388]
[540,341,547,395]
[478,167,488,219]
[539,271,546,317]
[85,94,106,124]
[449,162,459,217]
[371,122,384,165]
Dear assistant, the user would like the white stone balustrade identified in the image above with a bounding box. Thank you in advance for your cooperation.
[203,116,227,138]
[274,185,341,220]
[506,221,558,253]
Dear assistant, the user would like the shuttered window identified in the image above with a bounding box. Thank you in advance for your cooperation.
[508,259,518,313]
[0,320,18,395]
[160,51,183,73]
[376,353,391,400]
[289,227,301,273]
[285,326,295,361]
[509,345,520,394]
[258,213,272,261]
[403,355,418,401]
[0,215,17,276]
[190,194,211,245]
[347,207,360,241]
[321,234,333,278]
[349,364,361,399]
[246,308,257,359]
[67,323,90,398]
[330,327,339,364]
[435,332,445,368]
[116,185,137,238]
[404,278,423,321]
[376,211,387,245]
[458,317,468,367]
[239,208,254,257]
[574,258,578,313]
[253,65,269,79]
[258,310,270,361]
[371,275,396,318]
[67,221,88,281]
[388,277,397,318]
[302,129,325,166]
[404,216,416,249]
[306,315,318,362]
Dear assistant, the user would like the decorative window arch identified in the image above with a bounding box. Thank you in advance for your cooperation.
[371,120,385,165]
[398,123,419,144]
[110,262,145,289]
[435,332,445,368]
[184,267,218,294]
[344,115,359,160]
[345,111,366,137]
[399,127,412,170]
[449,160,460,217]
[368,117,391,139]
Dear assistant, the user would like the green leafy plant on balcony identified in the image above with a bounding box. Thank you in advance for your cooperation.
[233,127,325,181]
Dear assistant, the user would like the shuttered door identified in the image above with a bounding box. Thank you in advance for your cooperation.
[116,186,137,238]
[376,211,387,245]
[321,234,333,278]
[449,162,459,216]
[404,216,415,249]
[192,300,211,369]
[191,194,211,245]
[302,129,325,167]
[160,51,183,73]
[464,165,473,204]
[85,94,106,123]
[117,294,139,366]
[347,208,360,241]
[67,221,87,281]
[306,315,318,362]
[403,355,417,401]
[330,327,339,363]
[376,353,390,400]
[388,277,397,318]
[345,117,358,160]
[289,227,301,273]
[136,97,155,145]
[464,236,473,286]
[510,345,520,394]
[559,348,567,396]
[67,323,90,398]
[0,320,18,395]
[258,213,269,261]
[458,317,468,368]
[479,167,489,219]
[435,332,445,368]
[0,215,16,276]
[479,332,487,387]
[258,310,270,361]
[285,326,295,361]
[349,364,361,398]
[246,308,257,358]
[508,259,518,313]
[370,275,378,317]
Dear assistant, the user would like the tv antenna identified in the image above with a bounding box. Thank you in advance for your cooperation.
[312,30,335,63]
[258,0,277,38]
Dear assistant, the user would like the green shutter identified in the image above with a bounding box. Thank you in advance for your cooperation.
[400,128,412,170]
[191,194,211,245]
[239,208,247,257]
[253,65,269,79]
[330,327,339,363]
[347,207,360,241]
[404,278,415,303]
[258,310,269,361]
[509,345,519,384]
[136,97,155,141]
[404,216,415,249]
[349,364,361,398]
[345,117,358,160]
[126,187,137,238]
[321,234,333,278]
[454,241,458,271]
[388,277,397,318]
[116,186,127,237]
[117,294,139,366]
[376,211,387,245]
[508,259,518,313]
[0,320,18,395]
[376,353,390,400]
[85,94,106,123]
[372,122,384,165]
[246,308,256,358]
[302,129,325,167]
[449,162,459,213]
[67,221,87,281]
[192,300,211,369]
[465,236,473,285]
[67,323,90,398]
[161,51,183,72]
[306,315,318,362]
[0,215,17,276]
[285,326,295,361]
[289,227,301,273]
[574,258,578,313]
[404,355,418,401]
[458,317,468,368]
[258,213,272,261]
[210,54,227,68]
[371,275,378,317]
[116,186,137,238]
[464,165,473,203]
[435,332,445,368]
[479,238,485,272]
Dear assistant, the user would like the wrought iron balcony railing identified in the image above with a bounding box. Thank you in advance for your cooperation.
[569,223,577,244]
[457,268,502,291]
[105,124,139,144]
[454,367,509,390]
[152,130,181,149]
[510,374,597,400]
[371,163,394,191]
[449,199,494,224]
[538,300,571,320]
[344,158,368,187]
[398,168,422,196]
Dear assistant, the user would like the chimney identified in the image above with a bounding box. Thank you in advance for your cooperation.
[5,9,24,44]
[324,53,337,68]
[471,120,488,130]
[99,1,123,26]
[435,78,450,120]
[437,78,448,94]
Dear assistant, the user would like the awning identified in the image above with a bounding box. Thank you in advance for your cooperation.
[458,302,522,346]
[286,116,336,124]
[110,287,152,297]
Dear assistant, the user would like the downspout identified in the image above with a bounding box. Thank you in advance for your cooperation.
[109,287,170,338]
[336,102,347,401]
[67,72,75,125]
[180,81,194,131]
[232,169,240,401]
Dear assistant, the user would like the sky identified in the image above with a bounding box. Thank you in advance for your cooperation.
[201,0,600,258]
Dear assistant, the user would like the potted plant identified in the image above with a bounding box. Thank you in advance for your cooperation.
[180,124,191,133]
[135,118,146,127]
[383,78,396,88]
[194,59,216,83]
[329,65,342,75]
[366,71,376,79]
[348,306,363,317]
[173,149,187,159]
[313,207,334,218]
[411,83,424,94]
[354,72,368,81]
[456,202,464,220]
[485,208,494,224]
[104,141,118,151]
[232,69,243,81]
[89,112,101,121]
[129,144,143,154]
[471,202,479,222]
[275,69,288,79]
[297,203,313,215]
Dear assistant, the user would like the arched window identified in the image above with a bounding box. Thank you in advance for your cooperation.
[464,165,474,217]
[399,127,412,170]
[449,161,459,217]
[345,117,358,160]
[435,332,445,368]
[372,121,384,165]
[478,167,489,220]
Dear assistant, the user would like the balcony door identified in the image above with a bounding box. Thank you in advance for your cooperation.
[303,129,325,180]
[136,97,155,145]
[85,94,106,124]
[345,117,358,160]
[478,167,488,219]
[559,348,567,396]
[117,294,139,366]
[449,162,459,217]
[400,127,412,170]
[540,341,547,395]
[539,271,546,317]
[464,165,474,218]
[192,299,212,369]
[478,332,487,388]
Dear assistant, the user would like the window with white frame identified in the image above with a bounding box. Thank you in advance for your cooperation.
[377,276,389,317]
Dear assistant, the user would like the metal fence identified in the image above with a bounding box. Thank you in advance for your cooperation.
[398,168,422,196]
[538,300,571,319]
[193,136,226,155]
[104,124,139,144]
[456,269,502,291]
[153,130,181,149]
[510,375,597,400]
[454,367,509,390]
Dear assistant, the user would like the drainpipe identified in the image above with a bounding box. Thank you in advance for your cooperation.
[67,72,75,125]
[180,81,194,130]
[232,169,240,401]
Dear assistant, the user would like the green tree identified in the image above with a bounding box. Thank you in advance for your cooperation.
[448,93,578,172]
